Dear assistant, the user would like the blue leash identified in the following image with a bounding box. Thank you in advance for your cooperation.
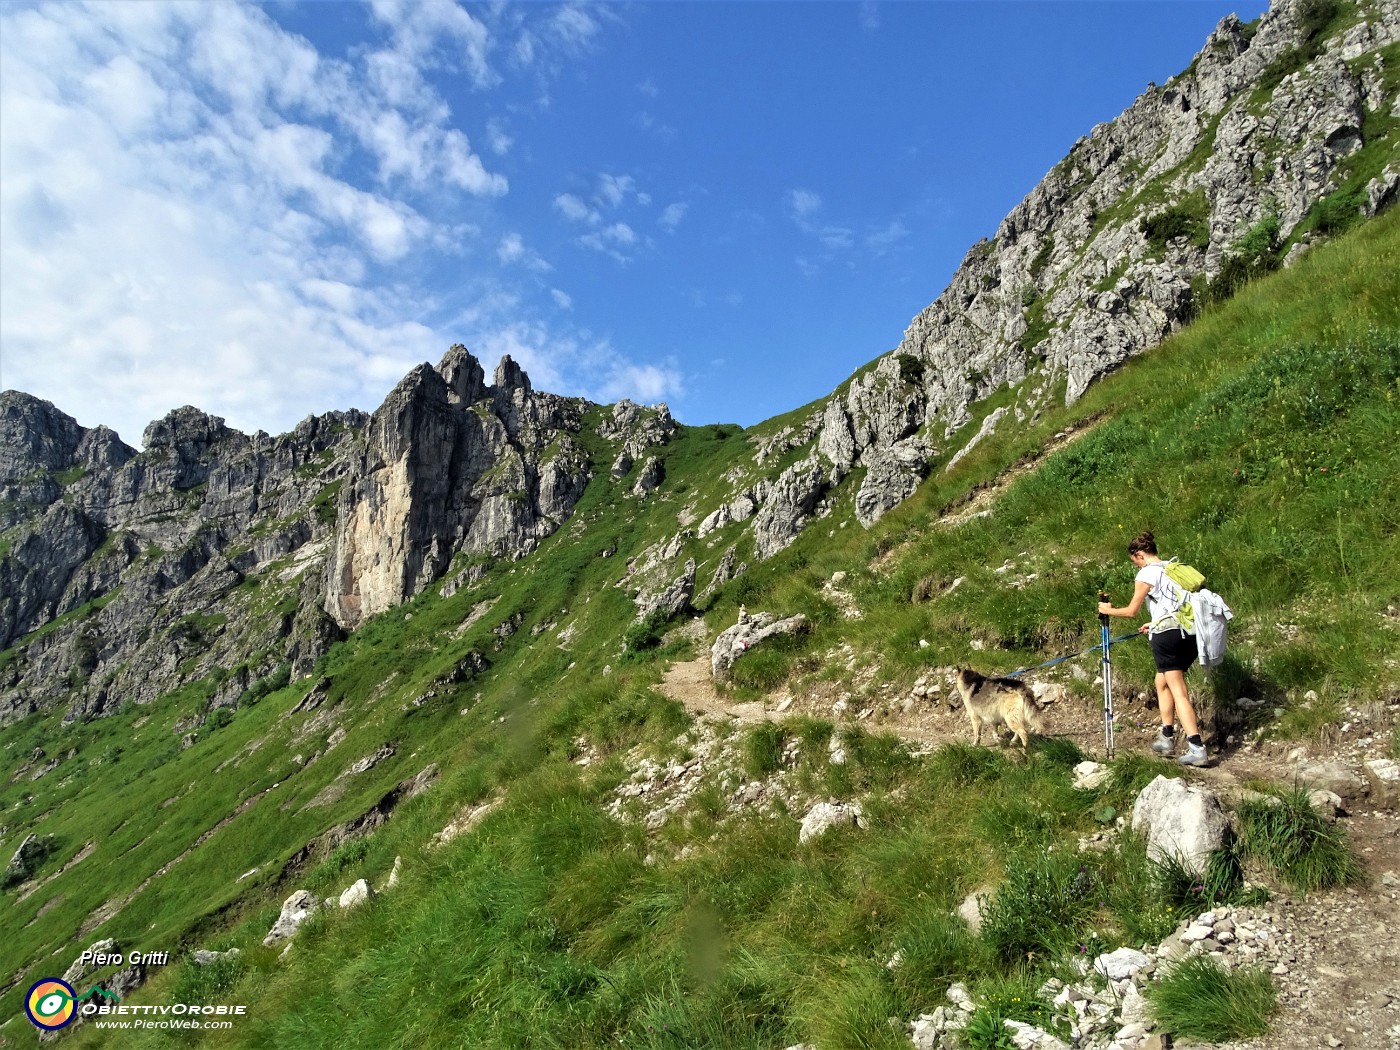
[1002,605,1139,759]
[1004,631,1140,679]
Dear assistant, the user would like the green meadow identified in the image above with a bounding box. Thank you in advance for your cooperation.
[1,208,1396,1048]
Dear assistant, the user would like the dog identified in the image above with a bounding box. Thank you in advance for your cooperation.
[952,668,1062,748]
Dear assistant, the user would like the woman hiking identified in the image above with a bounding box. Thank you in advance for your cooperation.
[1098,531,1209,767]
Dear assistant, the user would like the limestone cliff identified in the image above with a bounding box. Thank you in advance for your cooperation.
[723,0,1399,558]
[0,389,367,722]
[0,342,677,723]
[324,346,594,630]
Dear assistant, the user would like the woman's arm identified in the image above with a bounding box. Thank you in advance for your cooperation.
[1098,580,1151,619]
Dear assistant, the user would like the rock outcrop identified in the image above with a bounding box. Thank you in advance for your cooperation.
[711,609,812,679]
[0,388,366,723]
[633,558,696,624]
[1131,775,1232,875]
[262,890,322,947]
[3,832,55,888]
[797,801,866,844]
[1,344,680,725]
[684,0,1399,548]
[325,347,592,629]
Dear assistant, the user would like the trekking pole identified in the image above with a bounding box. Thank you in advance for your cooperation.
[1098,592,1115,758]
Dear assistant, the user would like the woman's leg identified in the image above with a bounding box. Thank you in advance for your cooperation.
[1154,672,1176,728]
[1161,669,1200,738]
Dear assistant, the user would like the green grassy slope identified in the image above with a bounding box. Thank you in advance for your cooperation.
[0,198,1387,1050]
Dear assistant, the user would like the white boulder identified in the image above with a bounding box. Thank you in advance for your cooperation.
[263,890,323,947]
[339,878,374,909]
[798,802,865,844]
[1131,775,1230,875]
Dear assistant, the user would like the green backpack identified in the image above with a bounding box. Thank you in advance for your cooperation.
[1160,559,1205,631]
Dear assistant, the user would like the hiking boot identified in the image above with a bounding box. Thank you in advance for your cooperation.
[1178,743,1209,767]
[1151,728,1176,755]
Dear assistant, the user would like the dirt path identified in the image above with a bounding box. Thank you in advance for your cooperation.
[660,652,1160,755]
[658,653,1400,1049]
[655,407,1399,1048]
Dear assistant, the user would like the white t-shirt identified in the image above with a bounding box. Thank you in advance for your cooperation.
[1136,561,1183,633]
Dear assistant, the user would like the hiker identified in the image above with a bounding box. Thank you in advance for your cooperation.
[1097,531,1208,767]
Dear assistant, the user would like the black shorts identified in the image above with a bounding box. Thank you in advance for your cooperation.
[1150,629,1198,673]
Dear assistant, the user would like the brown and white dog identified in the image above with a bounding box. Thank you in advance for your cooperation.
[952,668,1063,748]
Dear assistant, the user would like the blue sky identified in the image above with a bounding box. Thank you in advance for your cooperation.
[0,1,1269,446]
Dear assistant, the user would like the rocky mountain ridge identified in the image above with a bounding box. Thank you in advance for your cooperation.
[2,0,1397,727]
[0,345,676,724]
[725,0,1399,558]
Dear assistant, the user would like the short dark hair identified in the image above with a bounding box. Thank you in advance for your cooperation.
[1128,531,1158,556]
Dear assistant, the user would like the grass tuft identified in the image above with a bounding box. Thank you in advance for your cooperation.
[978,851,1099,965]
[1147,955,1277,1041]
[927,743,1008,787]
[1151,846,1244,912]
[1236,788,1364,892]
[963,973,1070,1050]
[741,723,788,779]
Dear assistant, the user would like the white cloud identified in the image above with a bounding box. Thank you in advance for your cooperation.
[786,188,851,258]
[81,54,167,135]
[369,0,495,90]
[595,362,682,405]
[0,1,652,449]
[786,186,906,272]
[605,222,636,245]
[471,320,567,392]
[865,219,910,253]
[505,2,612,91]
[636,110,677,141]
[497,232,551,272]
[554,192,600,224]
[637,77,659,98]
[498,233,527,264]
[659,202,688,231]
[578,222,641,263]
[550,6,604,51]
[553,173,657,260]
[860,2,881,33]
[0,1,596,446]
[485,118,513,155]
[597,173,636,207]
[787,188,822,218]
[817,225,855,251]
[441,129,508,195]
[467,318,679,409]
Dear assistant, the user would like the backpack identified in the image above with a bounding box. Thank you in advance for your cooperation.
[1156,559,1234,667]
[1160,560,1204,632]
[1162,560,1205,595]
